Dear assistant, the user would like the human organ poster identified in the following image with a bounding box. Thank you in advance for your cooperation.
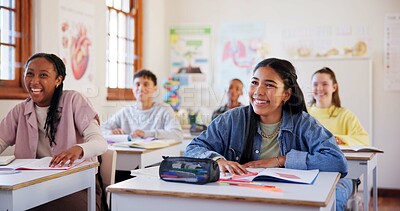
[59,0,95,96]
[216,22,265,95]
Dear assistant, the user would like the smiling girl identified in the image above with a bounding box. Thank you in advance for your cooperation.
[308,67,369,146]
[185,58,353,211]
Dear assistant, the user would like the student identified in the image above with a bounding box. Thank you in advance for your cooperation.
[0,53,107,211]
[308,67,369,146]
[211,78,244,120]
[184,58,353,211]
[101,69,183,141]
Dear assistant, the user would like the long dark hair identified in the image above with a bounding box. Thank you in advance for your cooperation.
[240,58,307,164]
[310,67,341,117]
[25,53,66,146]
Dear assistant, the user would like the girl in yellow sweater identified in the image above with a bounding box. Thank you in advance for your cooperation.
[308,67,369,146]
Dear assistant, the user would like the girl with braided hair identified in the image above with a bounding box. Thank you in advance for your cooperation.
[185,58,354,211]
[0,53,107,210]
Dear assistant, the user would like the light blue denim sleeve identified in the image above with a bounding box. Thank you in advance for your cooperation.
[284,112,348,176]
[184,114,229,159]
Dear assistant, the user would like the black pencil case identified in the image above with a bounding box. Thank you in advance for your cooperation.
[159,156,220,185]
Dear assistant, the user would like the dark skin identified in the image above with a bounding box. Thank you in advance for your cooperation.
[24,57,84,167]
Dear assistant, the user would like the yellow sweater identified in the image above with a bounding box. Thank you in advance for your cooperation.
[308,105,369,146]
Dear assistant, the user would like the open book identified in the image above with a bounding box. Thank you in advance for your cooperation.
[113,140,170,149]
[221,168,320,184]
[0,157,85,171]
[339,145,384,153]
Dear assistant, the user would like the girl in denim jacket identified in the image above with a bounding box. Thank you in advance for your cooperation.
[185,58,353,211]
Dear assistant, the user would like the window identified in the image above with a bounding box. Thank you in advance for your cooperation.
[0,0,32,99]
[106,0,142,100]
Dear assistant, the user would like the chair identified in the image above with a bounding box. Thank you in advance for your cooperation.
[99,149,117,209]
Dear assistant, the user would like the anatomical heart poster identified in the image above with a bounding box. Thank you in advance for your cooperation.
[59,0,96,96]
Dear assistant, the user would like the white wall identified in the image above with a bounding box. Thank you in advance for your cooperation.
[0,0,399,189]
[163,0,400,189]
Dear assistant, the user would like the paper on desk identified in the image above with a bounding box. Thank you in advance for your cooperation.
[0,157,85,171]
[104,135,130,144]
[131,167,159,178]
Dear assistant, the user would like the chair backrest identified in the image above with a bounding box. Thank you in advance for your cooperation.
[100,149,117,207]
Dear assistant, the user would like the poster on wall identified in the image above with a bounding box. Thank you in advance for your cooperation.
[58,0,96,96]
[216,22,266,94]
[384,14,400,91]
[281,25,370,59]
[169,25,212,85]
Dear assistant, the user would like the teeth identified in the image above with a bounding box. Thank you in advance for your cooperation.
[255,99,267,104]
[31,88,42,94]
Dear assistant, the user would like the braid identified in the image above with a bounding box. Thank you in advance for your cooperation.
[44,83,63,146]
[25,53,66,146]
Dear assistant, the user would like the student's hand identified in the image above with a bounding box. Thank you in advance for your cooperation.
[49,146,83,167]
[217,159,249,176]
[335,136,345,145]
[112,128,125,135]
[131,130,145,138]
[243,156,285,168]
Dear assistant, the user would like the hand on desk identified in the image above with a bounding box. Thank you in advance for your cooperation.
[243,156,286,168]
[49,146,83,167]
[130,130,145,138]
[112,128,126,135]
[335,136,345,145]
[217,159,249,176]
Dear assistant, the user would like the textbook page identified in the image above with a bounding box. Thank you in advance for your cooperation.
[221,168,319,184]
[339,145,384,153]
[0,157,85,171]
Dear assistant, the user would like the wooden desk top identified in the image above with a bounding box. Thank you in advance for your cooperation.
[108,140,182,154]
[108,171,340,207]
[0,159,98,191]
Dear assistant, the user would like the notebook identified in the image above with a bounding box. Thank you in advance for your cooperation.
[113,139,172,149]
[221,168,320,184]
[339,145,384,153]
[0,157,85,171]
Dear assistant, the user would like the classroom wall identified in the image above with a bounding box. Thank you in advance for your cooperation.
[0,0,399,189]
[163,0,400,189]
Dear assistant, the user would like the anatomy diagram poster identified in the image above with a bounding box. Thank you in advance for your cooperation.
[59,0,95,96]
[216,22,265,94]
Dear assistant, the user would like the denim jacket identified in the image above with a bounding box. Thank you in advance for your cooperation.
[184,105,348,176]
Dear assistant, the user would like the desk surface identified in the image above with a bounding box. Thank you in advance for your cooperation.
[0,159,98,191]
[344,152,376,161]
[108,170,340,207]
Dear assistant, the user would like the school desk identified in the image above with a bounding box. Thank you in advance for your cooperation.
[108,140,182,170]
[0,159,98,211]
[344,152,378,211]
[107,167,340,211]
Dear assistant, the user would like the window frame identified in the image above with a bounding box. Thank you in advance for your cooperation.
[0,0,32,99]
[106,0,143,101]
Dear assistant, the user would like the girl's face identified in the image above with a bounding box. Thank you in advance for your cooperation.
[248,66,291,123]
[311,73,337,105]
[132,76,157,103]
[24,57,62,107]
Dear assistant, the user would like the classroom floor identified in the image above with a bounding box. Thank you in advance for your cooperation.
[371,196,400,210]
